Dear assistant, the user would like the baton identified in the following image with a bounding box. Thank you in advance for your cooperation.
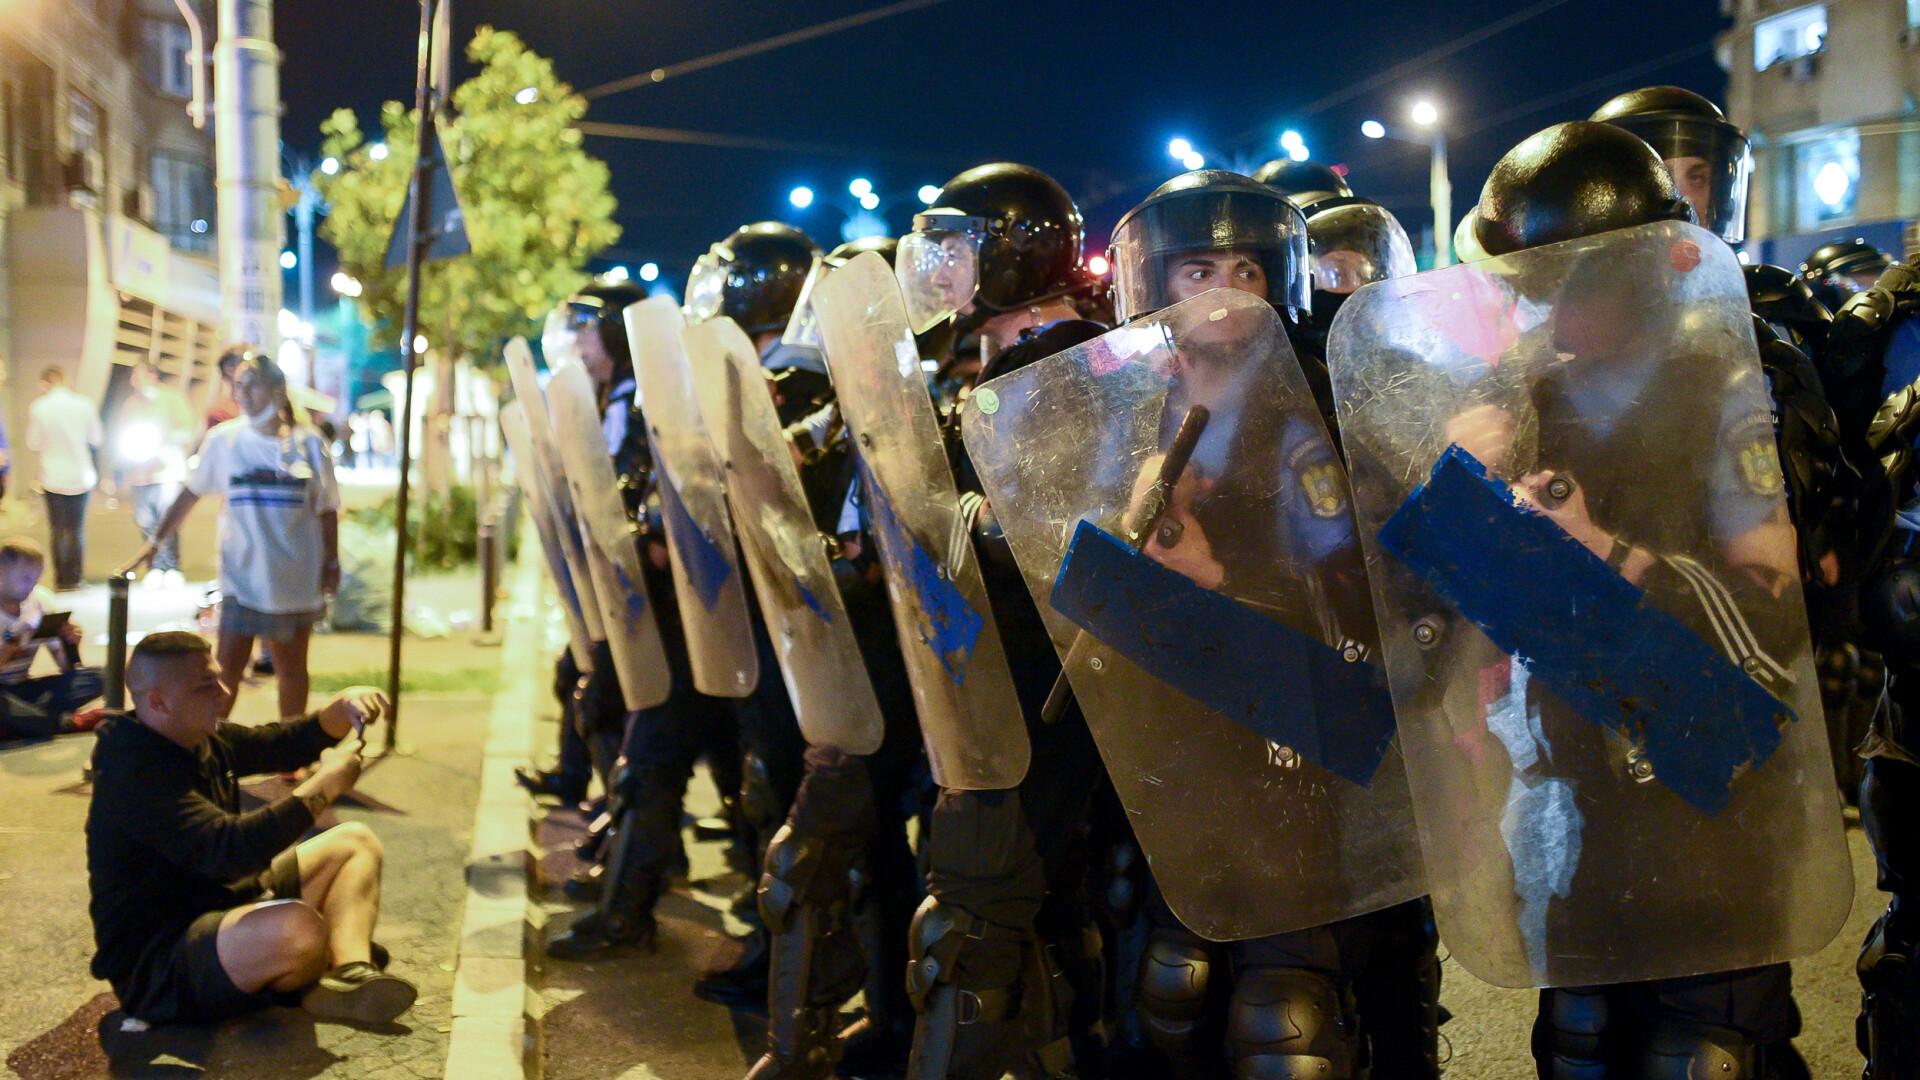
[1039,405,1211,724]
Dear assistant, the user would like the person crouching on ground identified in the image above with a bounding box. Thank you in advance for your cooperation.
[0,537,101,738]
[85,631,416,1025]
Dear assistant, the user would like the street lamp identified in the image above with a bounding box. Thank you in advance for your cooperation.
[1358,101,1452,268]
[849,178,873,198]
[639,262,660,282]
[789,186,815,209]
[918,184,941,205]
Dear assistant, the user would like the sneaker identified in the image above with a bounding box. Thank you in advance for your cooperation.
[300,962,416,1024]
[63,707,105,734]
[251,654,275,676]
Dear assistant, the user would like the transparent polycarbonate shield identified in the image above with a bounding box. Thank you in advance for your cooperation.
[625,298,760,698]
[504,338,604,643]
[1328,219,1852,987]
[961,289,1426,939]
[682,317,884,755]
[812,252,1029,791]
[501,402,597,667]
[546,364,672,712]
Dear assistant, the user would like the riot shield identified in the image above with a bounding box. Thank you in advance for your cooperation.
[503,338,605,644]
[1328,219,1852,987]
[681,316,884,755]
[961,289,1426,939]
[545,363,672,712]
[811,252,1029,791]
[625,298,760,698]
[501,401,596,667]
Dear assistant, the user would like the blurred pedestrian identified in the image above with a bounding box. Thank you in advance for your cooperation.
[25,367,102,591]
[0,537,101,737]
[114,359,195,588]
[126,353,340,719]
[200,345,246,438]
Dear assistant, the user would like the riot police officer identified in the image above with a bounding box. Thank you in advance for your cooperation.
[889,161,1112,1078]
[680,221,827,1005]
[1251,158,1354,212]
[1803,239,1893,316]
[1104,169,1441,1080]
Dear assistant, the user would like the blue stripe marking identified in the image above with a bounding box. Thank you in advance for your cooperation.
[611,562,649,621]
[1048,521,1398,786]
[858,461,983,682]
[659,478,734,611]
[797,584,829,620]
[1376,444,1793,814]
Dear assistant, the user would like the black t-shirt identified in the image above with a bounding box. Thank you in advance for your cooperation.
[86,713,334,992]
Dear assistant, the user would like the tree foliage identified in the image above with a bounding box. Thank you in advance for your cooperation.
[316,27,619,362]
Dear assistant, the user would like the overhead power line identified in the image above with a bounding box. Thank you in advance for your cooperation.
[583,0,952,100]
[577,121,969,165]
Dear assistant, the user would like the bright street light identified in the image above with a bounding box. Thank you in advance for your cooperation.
[280,250,297,269]
[849,178,873,198]
[412,334,428,355]
[331,272,362,297]
[1280,130,1303,151]
[1411,100,1440,126]
[319,156,339,175]
[368,143,388,161]
[639,262,659,282]
[1288,143,1310,162]
[1168,137,1193,160]
[1181,151,1205,171]
[918,185,941,205]
[1361,120,1386,139]
[605,265,630,282]
[790,186,815,209]
[515,86,538,104]
[858,191,880,211]
[1087,254,1110,276]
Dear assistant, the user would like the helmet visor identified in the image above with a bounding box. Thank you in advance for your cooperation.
[1307,202,1419,294]
[1109,190,1310,324]
[1608,116,1752,244]
[780,256,831,348]
[898,217,986,335]
[541,308,584,371]
[683,248,729,324]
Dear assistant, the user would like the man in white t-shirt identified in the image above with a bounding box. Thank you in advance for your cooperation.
[25,368,104,591]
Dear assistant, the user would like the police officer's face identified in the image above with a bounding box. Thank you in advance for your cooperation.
[1664,156,1716,229]
[930,235,978,315]
[576,324,617,387]
[1167,250,1268,304]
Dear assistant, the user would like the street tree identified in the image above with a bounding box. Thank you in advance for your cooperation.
[316,26,619,492]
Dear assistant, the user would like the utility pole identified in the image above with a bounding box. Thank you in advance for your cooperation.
[213,0,283,352]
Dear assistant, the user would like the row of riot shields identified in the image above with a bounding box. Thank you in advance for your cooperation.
[504,218,1850,989]
[947,220,1848,988]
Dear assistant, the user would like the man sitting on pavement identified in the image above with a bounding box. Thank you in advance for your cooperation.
[85,631,417,1025]
[0,537,101,738]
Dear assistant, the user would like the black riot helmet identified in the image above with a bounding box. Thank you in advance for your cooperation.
[1801,238,1893,310]
[1474,121,1694,257]
[684,222,822,335]
[1302,196,1417,343]
[1109,169,1310,325]
[555,278,649,375]
[1590,86,1752,244]
[897,163,1087,336]
[1251,159,1354,213]
[782,235,902,349]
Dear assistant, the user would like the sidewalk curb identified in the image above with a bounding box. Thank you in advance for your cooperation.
[445,542,544,1080]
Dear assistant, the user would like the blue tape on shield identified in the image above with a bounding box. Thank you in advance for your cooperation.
[1376,445,1792,814]
[659,478,734,612]
[1048,521,1398,786]
[859,462,985,682]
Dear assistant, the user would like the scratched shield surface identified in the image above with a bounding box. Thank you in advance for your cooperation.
[812,252,1029,791]
[962,289,1427,940]
[1329,219,1850,987]
[681,316,883,755]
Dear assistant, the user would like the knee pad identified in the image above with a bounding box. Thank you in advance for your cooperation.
[906,897,1022,1023]
[759,823,855,933]
[741,753,786,837]
[1533,988,1610,1080]
[1859,904,1920,1079]
[1640,1021,1755,1080]
[1136,930,1213,1059]
[1227,966,1358,1080]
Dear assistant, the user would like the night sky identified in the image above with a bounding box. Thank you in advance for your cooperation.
[276,0,1732,287]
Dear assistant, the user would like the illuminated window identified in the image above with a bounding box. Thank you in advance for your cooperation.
[1796,129,1859,229]
[1754,4,1827,70]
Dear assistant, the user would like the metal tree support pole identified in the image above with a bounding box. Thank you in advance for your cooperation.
[1430,129,1453,269]
[105,575,131,712]
[385,0,441,752]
